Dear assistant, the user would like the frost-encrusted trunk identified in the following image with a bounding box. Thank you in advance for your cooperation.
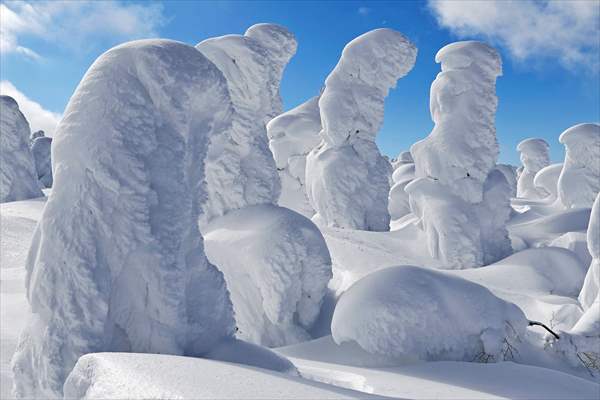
[11,40,236,399]
[409,41,510,268]
[516,138,550,199]
[305,29,417,231]
[31,136,53,188]
[267,96,321,218]
[0,96,43,202]
[196,24,297,225]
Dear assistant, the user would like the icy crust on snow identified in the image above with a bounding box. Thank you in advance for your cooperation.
[31,136,52,188]
[11,40,237,399]
[533,163,563,202]
[305,29,417,231]
[557,123,600,209]
[0,96,43,203]
[267,96,321,217]
[516,138,550,199]
[331,266,528,363]
[204,204,332,347]
[196,24,297,225]
[579,193,600,311]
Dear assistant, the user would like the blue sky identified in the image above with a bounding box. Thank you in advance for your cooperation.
[1,0,598,165]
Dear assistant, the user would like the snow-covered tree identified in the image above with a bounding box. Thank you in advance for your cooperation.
[533,163,563,203]
[305,29,417,231]
[29,129,45,145]
[516,138,550,199]
[11,40,236,399]
[579,193,600,310]
[496,163,518,197]
[0,95,43,202]
[388,151,416,222]
[31,136,52,188]
[196,24,297,225]
[557,123,600,209]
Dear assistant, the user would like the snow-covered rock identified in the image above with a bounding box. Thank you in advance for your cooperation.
[534,163,563,203]
[516,138,550,199]
[196,24,297,225]
[204,204,332,347]
[30,136,52,188]
[557,123,600,209]
[305,29,417,231]
[331,266,528,363]
[11,39,236,399]
[267,96,321,218]
[0,96,43,203]
[579,193,600,311]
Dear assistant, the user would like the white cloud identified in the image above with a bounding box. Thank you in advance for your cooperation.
[0,0,166,60]
[358,6,371,16]
[428,0,600,72]
[0,80,62,135]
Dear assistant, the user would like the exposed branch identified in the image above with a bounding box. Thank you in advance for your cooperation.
[528,320,560,339]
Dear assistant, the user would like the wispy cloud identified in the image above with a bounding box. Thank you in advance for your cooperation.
[0,0,166,60]
[428,0,600,73]
[358,6,371,16]
[0,80,62,135]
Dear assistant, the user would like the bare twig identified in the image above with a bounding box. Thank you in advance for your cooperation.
[528,320,560,339]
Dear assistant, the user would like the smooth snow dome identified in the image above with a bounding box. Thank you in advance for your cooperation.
[557,123,600,209]
[305,28,417,231]
[579,192,600,310]
[516,138,550,199]
[267,96,321,218]
[30,136,52,188]
[196,24,297,225]
[331,266,528,363]
[533,163,563,202]
[11,39,236,399]
[204,204,332,347]
[0,95,43,203]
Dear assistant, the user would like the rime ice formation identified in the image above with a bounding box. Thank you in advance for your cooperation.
[11,40,236,399]
[557,123,600,209]
[305,29,417,231]
[267,96,321,218]
[0,96,43,203]
[579,193,600,311]
[516,138,550,199]
[196,24,297,224]
[496,163,518,197]
[409,41,507,268]
[389,154,416,221]
[533,163,563,203]
[31,136,52,188]
[391,150,413,170]
[204,204,332,347]
[331,266,528,363]
[29,129,45,145]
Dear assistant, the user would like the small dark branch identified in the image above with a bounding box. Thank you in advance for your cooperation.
[528,320,560,339]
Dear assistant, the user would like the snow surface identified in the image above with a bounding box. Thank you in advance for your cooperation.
[11,39,237,399]
[30,136,52,188]
[516,138,550,199]
[0,96,43,203]
[305,28,417,231]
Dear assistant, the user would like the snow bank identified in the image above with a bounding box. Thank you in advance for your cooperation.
[534,163,563,203]
[31,136,52,188]
[196,24,297,224]
[267,96,321,217]
[11,39,236,398]
[0,95,43,203]
[579,193,600,310]
[204,204,332,347]
[331,266,528,363]
[557,123,600,209]
[516,138,550,199]
[305,28,417,231]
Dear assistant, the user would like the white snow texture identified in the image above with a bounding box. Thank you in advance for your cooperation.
[579,192,600,311]
[31,136,53,188]
[305,28,417,231]
[11,39,236,398]
[516,138,550,199]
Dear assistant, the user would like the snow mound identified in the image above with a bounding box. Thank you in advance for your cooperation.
[331,265,528,363]
[579,193,600,310]
[0,95,43,203]
[267,96,321,217]
[204,204,332,347]
[196,24,297,225]
[534,163,563,203]
[305,28,417,231]
[557,123,600,209]
[11,39,236,398]
[30,136,52,188]
[516,138,550,199]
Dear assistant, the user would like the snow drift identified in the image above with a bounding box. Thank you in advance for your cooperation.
[305,28,417,231]
[0,95,43,203]
[30,136,52,188]
[11,39,237,398]
[516,138,550,199]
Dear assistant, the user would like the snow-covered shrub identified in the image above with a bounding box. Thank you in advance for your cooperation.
[0,95,43,203]
[534,163,563,203]
[331,266,528,364]
[305,29,417,231]
[31,136,52,188]
[11,39,236,399]
[516,138,550,199]
[557,123,600,209]
[196,24,297,225]
[409,42,509,268]
[204,204,332,347]
[267,96,321,218]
